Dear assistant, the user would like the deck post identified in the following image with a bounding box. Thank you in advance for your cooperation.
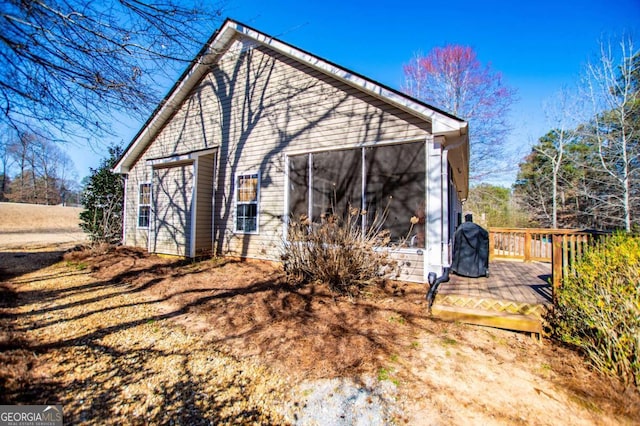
[524,230,531,262]
[489,232,495,261]
[551,234,562,304]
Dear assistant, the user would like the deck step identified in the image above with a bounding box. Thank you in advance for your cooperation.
[431,303,544,335]
[436,294,549,317]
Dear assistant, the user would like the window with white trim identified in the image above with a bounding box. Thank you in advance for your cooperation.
[138,183,151,228]
[236,173,259,233]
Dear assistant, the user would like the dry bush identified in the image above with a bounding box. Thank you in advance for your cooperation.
[551,232,640,391]
[64,242,115,260]
[282,208,411,296]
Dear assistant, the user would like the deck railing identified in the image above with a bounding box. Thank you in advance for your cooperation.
[489,228,555,262]
[489,228,609,303]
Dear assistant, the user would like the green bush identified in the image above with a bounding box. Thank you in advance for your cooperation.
[551,233,640,390]
[79,145,124,245]
[281,209,404,296]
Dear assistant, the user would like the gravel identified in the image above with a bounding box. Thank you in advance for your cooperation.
[284,376,399,425]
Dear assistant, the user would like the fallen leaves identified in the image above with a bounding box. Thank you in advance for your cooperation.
[1,245,639,425]
[1,248,287,424]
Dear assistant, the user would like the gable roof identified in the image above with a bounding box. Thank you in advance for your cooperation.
[113,18,468,182]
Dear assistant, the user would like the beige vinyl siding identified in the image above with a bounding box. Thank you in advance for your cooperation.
[141,41,429,162]
[393,252,425,283]
[124,167,152,250]
[122,34,433,280]
[151,163,194,256]
[195,153,215,254]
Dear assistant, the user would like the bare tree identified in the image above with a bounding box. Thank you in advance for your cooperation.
[0,130,12,199]
[535,88,580,228]
[583,36,639,231]
[0,0,222,139]
[54,151,78,205]
[402,46,517,181]
[6,131,75,204]
[7,132,34,201]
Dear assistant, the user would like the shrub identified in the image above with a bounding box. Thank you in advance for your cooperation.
[551,232,640,390]
[281,208,406,296]
[79,145,124,245]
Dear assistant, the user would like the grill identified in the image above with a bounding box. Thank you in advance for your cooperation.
[451,222,489,278]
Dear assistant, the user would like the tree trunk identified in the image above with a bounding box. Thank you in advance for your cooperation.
[552,175,557,229]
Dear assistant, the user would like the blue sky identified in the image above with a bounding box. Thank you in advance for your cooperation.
[69,0,639,184]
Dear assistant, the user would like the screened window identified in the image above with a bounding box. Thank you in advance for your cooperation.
[236,173,259,233]
[138,183,151,228]
[288,154,309,222]
[365,143,425,246]
[287,142,426,247]
[311,149,361,222]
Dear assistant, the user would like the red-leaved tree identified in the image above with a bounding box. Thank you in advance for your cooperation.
[402,45,516,181]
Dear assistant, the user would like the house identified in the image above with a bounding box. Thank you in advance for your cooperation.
[113,18,469,282]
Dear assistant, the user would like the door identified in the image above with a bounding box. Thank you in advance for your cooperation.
[151,163,194,256]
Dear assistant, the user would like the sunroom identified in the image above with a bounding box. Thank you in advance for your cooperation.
[285,136,466,282]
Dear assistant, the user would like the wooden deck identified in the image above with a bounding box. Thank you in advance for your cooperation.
[431,261,552,336]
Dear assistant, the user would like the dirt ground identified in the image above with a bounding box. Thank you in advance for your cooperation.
[0,231,87,248]
[1,243,639,425]
[0,202,83,232]
[0,202,87,248]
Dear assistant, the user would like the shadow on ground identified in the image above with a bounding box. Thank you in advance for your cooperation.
[1,246,638,424]
[0,250,68,282]
[0,247,285,423]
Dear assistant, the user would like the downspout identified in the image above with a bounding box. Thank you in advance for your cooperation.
[148,173,154,254]
[308,153,313,221]
[426,267,450,312]
[424,135,448,279]
[283,154,290,242]
[425,137,451,311]
[424,136,433,282]
[211,150,218,254]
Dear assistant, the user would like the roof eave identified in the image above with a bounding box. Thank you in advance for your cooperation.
[437,128,470,200]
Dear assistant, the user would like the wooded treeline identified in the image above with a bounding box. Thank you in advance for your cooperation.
[470,41,638,232]
[514,47,638,231]
[0,132,80,205]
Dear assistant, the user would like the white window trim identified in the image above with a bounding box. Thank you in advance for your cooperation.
[137,182,152,229]
[234,171,260,234]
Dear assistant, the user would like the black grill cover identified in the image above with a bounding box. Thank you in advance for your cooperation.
[451,222,489,278]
